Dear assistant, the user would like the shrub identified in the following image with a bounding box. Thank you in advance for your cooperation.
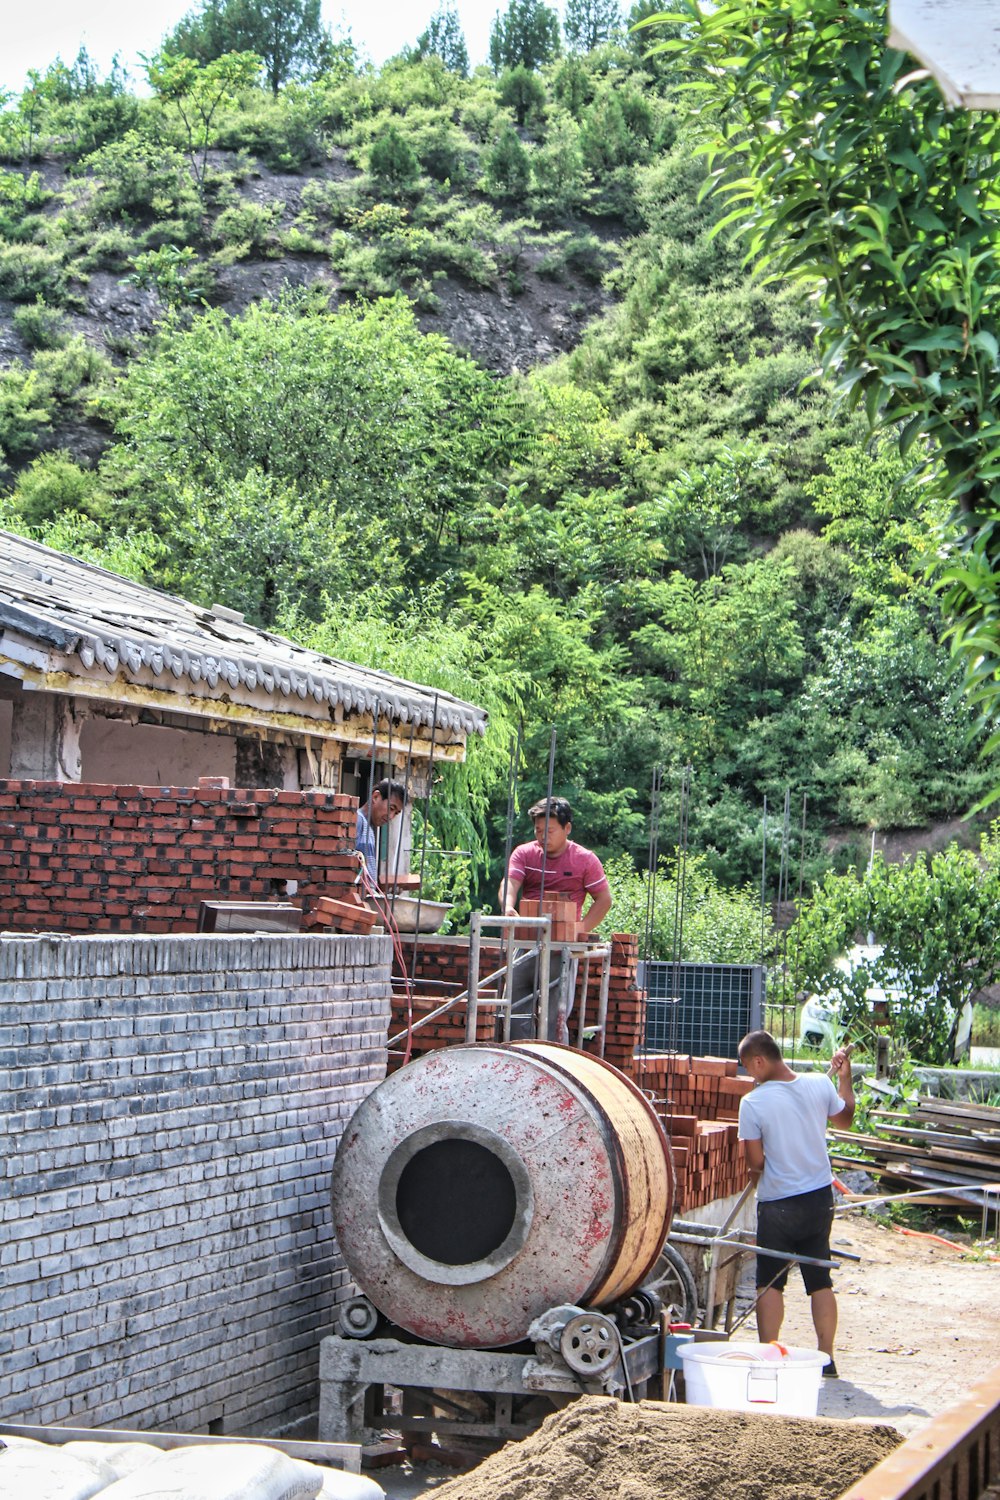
[13,297,70,350]
[0,242,69,303]
[0,364,52,463]
[212,87,325,171]
[32,336,113,401]
[0,170,50,238]
[499,66,546,128]
[81,133,195,220]
[538,232,612,284]
[299,177,361,226]
[128,245,215,309]
[10,449,108,525]
[212,199,284,256]
[482,127,531,202]
[76,226,138,270]
[49,92,143,160]
[368,125,420,192]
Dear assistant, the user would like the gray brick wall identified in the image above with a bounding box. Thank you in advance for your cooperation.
[0,932,391,1435]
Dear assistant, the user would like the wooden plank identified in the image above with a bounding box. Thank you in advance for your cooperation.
[0,1423,362,1474]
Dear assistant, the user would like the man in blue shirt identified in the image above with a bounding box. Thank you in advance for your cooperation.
[355,778,406,888]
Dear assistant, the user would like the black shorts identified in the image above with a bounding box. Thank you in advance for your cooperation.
[756,1186,835,1295]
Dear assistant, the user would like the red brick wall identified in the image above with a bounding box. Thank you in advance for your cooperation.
[0,778,359,934]
[389,938,502,1062]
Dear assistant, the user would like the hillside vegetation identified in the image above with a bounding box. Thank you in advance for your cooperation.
[0,1,991,904]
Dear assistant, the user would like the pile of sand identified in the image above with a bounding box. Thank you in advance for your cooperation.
[428,1397,903,1500]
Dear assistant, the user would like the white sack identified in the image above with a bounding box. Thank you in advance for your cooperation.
[315,1469,385,1500]
[0,1440,109,1500]
[96,1442,324,1500]
[63,1441,163,1480]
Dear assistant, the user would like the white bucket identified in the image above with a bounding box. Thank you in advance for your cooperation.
[678,1341,829,1417]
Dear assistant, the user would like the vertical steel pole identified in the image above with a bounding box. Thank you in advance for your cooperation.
[410,693,440,977]
[466,910,482,1043]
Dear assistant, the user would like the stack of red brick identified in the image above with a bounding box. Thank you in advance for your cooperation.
[305,892,380,936]
[517,897,578,942]
[387,938,502,1067]
[635,1054,753,1212]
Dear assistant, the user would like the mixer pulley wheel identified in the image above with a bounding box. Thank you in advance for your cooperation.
[558,1312,619,1376]
[337,1295,380,1339]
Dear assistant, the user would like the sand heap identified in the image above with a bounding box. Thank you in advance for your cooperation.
[428,1397,903,1500]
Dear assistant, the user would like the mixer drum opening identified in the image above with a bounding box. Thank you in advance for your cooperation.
[377,1120,534,1286]
[397,1139,515,1264]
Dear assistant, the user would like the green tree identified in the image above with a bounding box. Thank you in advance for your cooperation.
[368,124,420,192]
[650,0,1000,767]
[415,5,469,76]
[489,0,561,72]
[790,837,1000,1064]
[482,126,531,202]
[599,850,774,962]
[564,0,623,53]
[499,65,546,128]
[100,295,507,588]
[164,0,330,94]
[144,49,261,188]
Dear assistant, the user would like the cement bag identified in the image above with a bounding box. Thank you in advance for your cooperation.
[0,1439,109,1500]
[316,1470,385,1500]
[64,1441,163,1480]
[97,1443,324,1500]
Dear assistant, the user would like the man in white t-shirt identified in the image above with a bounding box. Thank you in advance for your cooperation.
[737,1029,855,1377]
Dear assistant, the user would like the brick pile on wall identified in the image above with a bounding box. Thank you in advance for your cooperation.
[0,778,361,934]
[0,931,391,1435]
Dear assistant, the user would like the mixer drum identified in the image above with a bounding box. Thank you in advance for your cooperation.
[331,1041,674,1348]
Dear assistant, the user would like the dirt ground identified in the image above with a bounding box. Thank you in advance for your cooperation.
[764,1210,999,1433]
[374,1212,999,1498]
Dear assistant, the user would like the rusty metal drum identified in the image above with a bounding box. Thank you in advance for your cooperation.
[331,1042,674,1348]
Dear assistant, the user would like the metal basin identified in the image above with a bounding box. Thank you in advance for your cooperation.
[386,896,452,933]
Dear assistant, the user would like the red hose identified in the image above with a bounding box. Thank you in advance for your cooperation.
[358,869,415,1066]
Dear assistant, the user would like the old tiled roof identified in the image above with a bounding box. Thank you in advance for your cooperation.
[0,530,486,737]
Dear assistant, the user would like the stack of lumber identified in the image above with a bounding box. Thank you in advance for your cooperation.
[829,1095,1000,1206]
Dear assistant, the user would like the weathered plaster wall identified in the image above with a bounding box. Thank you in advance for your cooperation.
[0,931,391,1434]
[80,718,238,789]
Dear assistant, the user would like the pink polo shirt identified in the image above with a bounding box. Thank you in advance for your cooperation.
[507,840,609,919]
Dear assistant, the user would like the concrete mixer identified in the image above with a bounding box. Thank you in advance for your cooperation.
[320,1042,678,1445]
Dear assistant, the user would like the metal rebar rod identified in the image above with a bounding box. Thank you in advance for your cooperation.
[759,794,768,968]
[390,715,417,891]
[383,709,394,889]
[466,911,482,1043]
[536,726,557,910]
[498,725,523,1006]
[409,693,440,978]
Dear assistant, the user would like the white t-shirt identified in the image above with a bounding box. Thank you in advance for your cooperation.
[737,1073,843,1202]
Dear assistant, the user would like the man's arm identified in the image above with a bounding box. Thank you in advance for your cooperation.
[579,884,612,936]
[499,873,523,915]
[828,1047,856,1130]
[743,1137,764,1186]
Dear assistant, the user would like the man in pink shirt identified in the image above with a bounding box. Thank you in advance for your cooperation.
[500,797,612,936]
[498,798,612,1041]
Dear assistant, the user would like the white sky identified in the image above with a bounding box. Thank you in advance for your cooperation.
[2,1,504,94]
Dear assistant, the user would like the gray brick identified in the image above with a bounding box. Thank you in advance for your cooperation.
[1,931,389,1431]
